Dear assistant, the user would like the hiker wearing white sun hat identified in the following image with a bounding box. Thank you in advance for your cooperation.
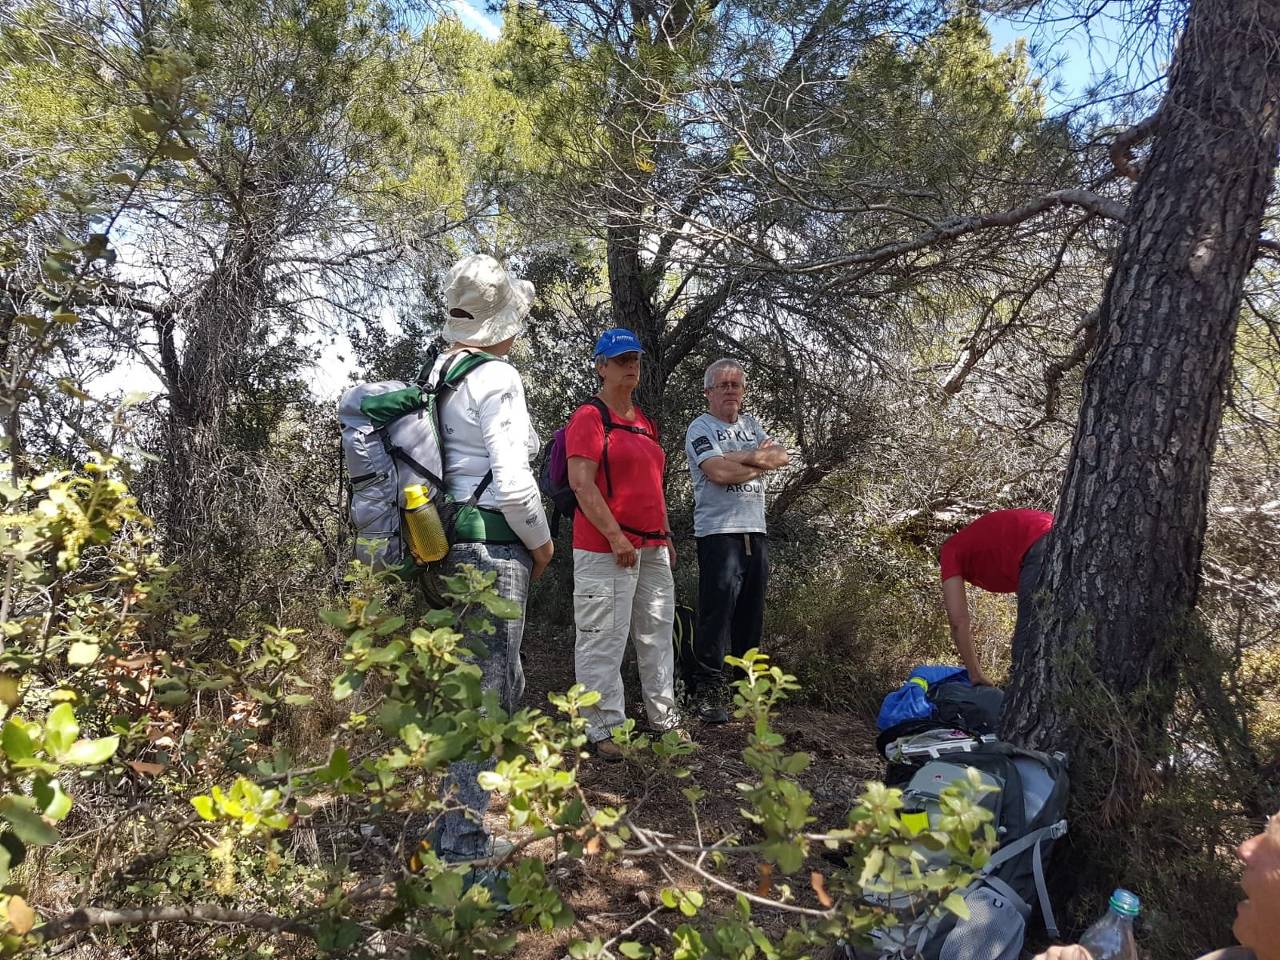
[441,253,537,347]
[427,253,552,878]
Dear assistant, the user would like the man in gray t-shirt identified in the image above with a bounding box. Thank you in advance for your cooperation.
[684,359,790,723]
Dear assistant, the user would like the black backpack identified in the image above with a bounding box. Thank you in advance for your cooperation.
[929,682,1006,735]
[858,741,1069,960]
[672,602,698,696]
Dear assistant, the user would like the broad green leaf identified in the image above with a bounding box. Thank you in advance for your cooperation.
[326,748,350,779]
[66,641,100,665]
[157,142,196,161]
[129,107,165,132]
[0,798,57,845]
[0,837,13,886]
[333,672,362,701]
[1,720,34,762]
[859,846,885,886]
[61,736,119,766]
[44,704,78,757]
[33,779,71,821]
[192,796,216,821]
[154,682,190,705]
[942,892,970,920]
[0,833,24,874]
[479,593,521,620]
[0,675,20,709]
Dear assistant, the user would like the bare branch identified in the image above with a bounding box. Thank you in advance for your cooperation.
[1110,112,1161,182]
[686,189,1130,277]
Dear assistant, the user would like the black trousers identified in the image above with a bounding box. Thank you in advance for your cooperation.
[691,532,769,692]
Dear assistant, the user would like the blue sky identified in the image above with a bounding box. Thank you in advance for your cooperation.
[447,0,502,39]
[987,6,1171,111]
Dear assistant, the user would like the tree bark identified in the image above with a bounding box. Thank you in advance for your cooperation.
[606,211,668,416]
[1002,0,1280,825]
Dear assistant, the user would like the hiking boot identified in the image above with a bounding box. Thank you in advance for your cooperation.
[589,738,625,762]
[461,866,513,910]
[694,688,729,725]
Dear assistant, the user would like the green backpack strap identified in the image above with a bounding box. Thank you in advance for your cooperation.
[357,352,495,428]
[431,351,500,502]
[437,350,497,389]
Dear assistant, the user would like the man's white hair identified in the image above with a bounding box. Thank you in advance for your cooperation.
[704,358,747,390]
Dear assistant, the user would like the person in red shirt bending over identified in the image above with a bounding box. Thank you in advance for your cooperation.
[939,508,1054,687]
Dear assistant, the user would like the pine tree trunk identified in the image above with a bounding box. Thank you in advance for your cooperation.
[606,214,667,420]
[1003,0,1280,755]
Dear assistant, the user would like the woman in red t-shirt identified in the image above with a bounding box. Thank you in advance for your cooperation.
[565,328,680,759]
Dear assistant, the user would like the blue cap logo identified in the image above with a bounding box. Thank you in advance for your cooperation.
[594,328,645,358]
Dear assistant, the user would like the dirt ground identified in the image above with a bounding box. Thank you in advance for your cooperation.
[495,629,888,959]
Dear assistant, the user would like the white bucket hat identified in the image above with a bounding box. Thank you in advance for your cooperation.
[441,254,535,347]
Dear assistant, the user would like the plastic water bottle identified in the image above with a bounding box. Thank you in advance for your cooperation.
[402,484,449,563]
[1078,888,1140,960]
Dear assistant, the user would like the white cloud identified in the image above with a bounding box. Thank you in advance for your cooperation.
[449,0,501,40]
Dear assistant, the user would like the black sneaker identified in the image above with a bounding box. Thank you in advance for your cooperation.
[694,688,729,725]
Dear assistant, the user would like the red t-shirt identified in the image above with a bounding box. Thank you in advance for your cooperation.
[565,402,667,552]
[939,509,1053,593]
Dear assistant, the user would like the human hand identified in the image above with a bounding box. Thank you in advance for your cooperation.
[756,441,790,469]
[666,539,677,570]
[971,670,995,687]
[609,532,638,568]
[530,539,554,581]
[1032,946,1091,960]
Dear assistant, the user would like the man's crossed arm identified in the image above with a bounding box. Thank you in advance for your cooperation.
[698,439,791,485]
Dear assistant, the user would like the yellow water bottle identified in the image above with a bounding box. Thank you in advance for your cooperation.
[402,484,449,563]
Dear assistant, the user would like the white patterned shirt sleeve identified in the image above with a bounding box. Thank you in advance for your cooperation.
[438,357,551,550]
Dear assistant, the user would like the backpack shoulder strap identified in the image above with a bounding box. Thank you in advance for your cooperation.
[635,405,659,441]
[583,398,618,498]
[438,350,498,391]
[588,398,657,439]
[439,352,498,502]
[981,818,1068,938]
[586,397,613,430]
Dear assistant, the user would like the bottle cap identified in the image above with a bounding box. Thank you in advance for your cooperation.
[403,484,428,509]
[1109,888,1141,917]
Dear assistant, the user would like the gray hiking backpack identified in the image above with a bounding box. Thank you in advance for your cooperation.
[338,351,496,572]
[852,740,1069,960]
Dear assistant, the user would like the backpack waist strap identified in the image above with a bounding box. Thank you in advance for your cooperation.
[450,504,520,545]
[619,523,670,543]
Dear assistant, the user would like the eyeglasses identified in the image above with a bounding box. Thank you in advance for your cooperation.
[709,381,745,393]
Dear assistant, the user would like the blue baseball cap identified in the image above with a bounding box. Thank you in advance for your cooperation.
[594,327,645,359]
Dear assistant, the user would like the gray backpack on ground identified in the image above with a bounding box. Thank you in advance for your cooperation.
[850,741,1069,960]
[338,352,495,571]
